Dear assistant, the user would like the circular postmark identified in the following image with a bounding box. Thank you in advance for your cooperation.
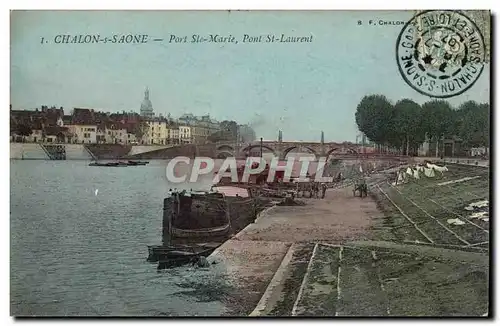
[396,10,486,98]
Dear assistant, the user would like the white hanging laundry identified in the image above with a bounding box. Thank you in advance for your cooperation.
[464,200,489,211]
[402,171,409,183]
[470,200,489,208]
[413,169,420,179]
[397,171,404,184]
[433,165,448,174]
[359,165,363,173]
[406,167,413,175]
[470,212,489,221]
[424,167,435,178]
[447,218,465,225]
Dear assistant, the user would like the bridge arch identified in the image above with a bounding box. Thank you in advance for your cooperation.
[325,147,340,157]
[326,147,359,157]
[217,151,234,159]
[217,144,234,152]
[240,144,277,156]
[282,146,318,158]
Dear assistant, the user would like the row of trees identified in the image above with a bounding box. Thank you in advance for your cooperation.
[355,95,490,156]
[207,120,256,143]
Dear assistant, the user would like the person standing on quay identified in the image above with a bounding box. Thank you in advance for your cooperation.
[321,183,327,199]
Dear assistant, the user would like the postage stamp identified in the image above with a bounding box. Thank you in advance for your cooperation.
[396,10,487,98]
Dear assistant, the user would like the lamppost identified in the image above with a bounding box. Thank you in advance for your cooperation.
[441,133,445,159]
[235,127,240,158]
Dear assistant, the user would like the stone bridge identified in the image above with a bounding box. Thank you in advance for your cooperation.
[215,130,375,159]
[215,139,373,159]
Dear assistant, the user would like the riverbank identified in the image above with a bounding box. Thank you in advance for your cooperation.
[207,164,489,316]
[9,143,174,160]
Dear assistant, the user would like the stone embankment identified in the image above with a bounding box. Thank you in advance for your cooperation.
[10,143,185,160]
[207,163,489,316]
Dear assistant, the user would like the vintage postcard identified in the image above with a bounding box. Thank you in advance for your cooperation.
[10,10,490,317]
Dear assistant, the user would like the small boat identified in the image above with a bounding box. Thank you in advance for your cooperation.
[89,162,128,167]
[89,160,149,167]
[127,160,150,166]
[147,243,219,268]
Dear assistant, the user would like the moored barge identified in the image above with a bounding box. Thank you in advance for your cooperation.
[148,186,271,268]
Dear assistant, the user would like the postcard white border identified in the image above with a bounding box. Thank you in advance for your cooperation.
[2,1,497,326]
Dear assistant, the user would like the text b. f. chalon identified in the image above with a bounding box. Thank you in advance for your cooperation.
[396,10,486,98]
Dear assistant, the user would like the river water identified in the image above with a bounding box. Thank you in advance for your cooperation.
[10,160,226,316]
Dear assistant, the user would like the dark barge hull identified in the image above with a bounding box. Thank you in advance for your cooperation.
[149,189,270,267]
[162,192,261,245]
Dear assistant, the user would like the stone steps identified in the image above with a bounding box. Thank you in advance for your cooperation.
[291,244,389,316]
[291,244,341,316]
[250,242,488,316]
[10,143,49,160]
[248,243,391,317]
[249,243,315,316]
[65,144,94,160]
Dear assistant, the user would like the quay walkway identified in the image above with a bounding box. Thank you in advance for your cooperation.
[208,186,383,316]
[208,182,488,316]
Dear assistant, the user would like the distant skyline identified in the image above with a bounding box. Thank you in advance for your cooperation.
[10,11,490,142]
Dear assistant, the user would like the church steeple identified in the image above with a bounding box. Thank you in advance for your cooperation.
[140,87,154,119]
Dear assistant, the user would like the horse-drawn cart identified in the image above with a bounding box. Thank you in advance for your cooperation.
[353,179,368,198]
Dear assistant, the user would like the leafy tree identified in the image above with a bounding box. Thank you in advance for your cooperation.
[394,99,424,155]
[477,103,490,150]
[238,124,256,143]
[207,130,233,143]
[420,100,454,157]
[456,101,489,151]
[355,95,395,152]
[10,119,17,134]
[16,124,32,142]
[220,120,239,138]
[354,94,489,157]
[133,120,149,143]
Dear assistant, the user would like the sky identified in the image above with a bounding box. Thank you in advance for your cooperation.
[10,10,490,142]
